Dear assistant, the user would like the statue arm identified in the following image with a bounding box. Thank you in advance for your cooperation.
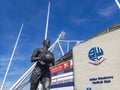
[31,48,41,62]
[51,55,55,66]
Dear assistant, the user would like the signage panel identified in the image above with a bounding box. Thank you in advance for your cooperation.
[73,28,120,90]
[50,60,71,74]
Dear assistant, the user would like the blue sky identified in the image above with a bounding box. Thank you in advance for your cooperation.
[0,0,120,89]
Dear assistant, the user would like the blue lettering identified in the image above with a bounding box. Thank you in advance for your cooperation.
[86,87,92,90]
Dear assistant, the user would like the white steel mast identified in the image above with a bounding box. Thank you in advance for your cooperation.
[45,1,50,40]
[0,24,24,90]
[9,1,84,89]
[115,0,120,9]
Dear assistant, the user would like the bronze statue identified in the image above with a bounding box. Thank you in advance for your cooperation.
[30,39,55,90]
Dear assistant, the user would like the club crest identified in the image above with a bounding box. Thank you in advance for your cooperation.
[88,47,106,65]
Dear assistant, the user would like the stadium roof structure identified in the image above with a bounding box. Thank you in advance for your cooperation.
[89,23,120,40]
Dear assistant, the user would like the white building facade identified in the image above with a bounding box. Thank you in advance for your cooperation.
[73,24,120,90]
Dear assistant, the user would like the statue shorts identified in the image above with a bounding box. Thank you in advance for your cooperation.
[30,66,51,90]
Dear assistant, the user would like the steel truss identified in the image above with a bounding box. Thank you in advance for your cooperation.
[9,31,83,90]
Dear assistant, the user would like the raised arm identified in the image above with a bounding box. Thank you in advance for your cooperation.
[31,48,41,62]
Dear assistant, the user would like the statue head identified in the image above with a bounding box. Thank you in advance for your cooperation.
[43,39,51,49]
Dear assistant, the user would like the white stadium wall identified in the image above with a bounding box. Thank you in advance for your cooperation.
[73,27,120,90]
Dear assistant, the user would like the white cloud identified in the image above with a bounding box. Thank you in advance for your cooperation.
[0,54,27,76]
[71,17,89,26]
[97,5,117,17]
[0,80,14,90]
[0,80,30,90]
[0,57,9,66]
[0,55,25,66]
[0,66,30,89]
[0,57,10,74]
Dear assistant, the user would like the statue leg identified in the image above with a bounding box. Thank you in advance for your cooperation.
[30,82,38,90]
[30,67,42,90]
[41,77,51,90]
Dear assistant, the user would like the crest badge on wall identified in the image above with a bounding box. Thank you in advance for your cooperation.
[88,47,106,65]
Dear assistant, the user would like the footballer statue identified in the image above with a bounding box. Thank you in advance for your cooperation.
[30,39,55,90]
